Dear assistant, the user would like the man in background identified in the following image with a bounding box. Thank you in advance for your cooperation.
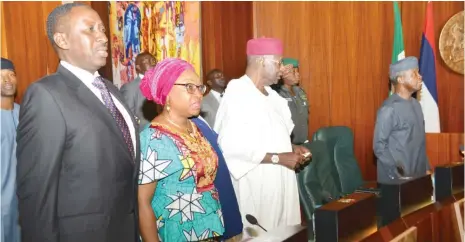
[16,3,139,241]
[1,58,21,242]
[373,56,430,184]
[201,68,226,127]
[120,52,158,131]
[214,37,310,238]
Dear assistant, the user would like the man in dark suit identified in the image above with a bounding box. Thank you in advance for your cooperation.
[16,3,140,242]
[200,69,226,127]
[120,52,157,131]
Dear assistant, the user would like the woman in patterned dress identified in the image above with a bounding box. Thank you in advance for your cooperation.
[138,58,225,242]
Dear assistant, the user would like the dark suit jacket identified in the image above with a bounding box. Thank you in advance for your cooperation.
[16,65,141,242]
[120,76,158,131]
[200,91,220,128]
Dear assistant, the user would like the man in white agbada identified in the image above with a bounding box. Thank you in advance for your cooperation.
[214,37,311,237]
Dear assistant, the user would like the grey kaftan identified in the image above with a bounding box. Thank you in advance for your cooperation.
[373,94,430,184]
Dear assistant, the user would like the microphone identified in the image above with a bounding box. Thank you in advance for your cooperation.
[321,190,336,203]
[245,214,267,232]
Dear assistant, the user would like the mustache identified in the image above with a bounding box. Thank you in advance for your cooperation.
[1,84,16,88]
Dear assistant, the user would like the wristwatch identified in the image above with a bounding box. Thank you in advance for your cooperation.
[271,154,279,164]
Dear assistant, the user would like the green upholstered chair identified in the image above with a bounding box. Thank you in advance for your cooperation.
[297,140,339,240]
[312,126,364,195]
[297,126,365,239]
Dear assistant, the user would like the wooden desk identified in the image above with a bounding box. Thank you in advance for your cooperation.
[361,191,464,242]
[435,162,464,201]
[361,219,407,242]
[377,175,434,227]
[315,193,377,241]
[246,225,307,242]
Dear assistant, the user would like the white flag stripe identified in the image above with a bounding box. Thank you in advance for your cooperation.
[419,85,441,133]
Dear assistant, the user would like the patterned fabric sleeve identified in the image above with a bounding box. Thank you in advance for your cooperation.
[138,128,173,185]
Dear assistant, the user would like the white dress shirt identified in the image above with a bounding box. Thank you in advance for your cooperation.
[61,61,137,155]
[210,89,222,102]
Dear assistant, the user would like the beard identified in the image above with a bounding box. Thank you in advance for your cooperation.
[406,79,422,92]
[1,88,16,97]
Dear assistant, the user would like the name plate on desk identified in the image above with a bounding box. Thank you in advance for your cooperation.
[378,175,433,227]
[246,225,307,242]
[314,193,377,241]
[435,163,464,201]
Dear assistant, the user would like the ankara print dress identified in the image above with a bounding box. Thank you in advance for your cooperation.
[139,121,225,242]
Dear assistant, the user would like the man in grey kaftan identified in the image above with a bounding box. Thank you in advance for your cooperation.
[373,57,430,184]
[1,58,21,242]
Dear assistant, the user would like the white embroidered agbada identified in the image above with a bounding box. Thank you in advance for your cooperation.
[214,75,301,237]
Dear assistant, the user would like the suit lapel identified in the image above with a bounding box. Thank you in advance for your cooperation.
[205,92,220,109]
[213,95,220,110]
[56,65,130,158]
[133,77,146,108]
[107,80,139,134]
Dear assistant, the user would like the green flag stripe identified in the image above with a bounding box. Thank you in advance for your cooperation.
[390,1,405,95]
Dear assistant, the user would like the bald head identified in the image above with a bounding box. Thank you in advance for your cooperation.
[135,52,156,75]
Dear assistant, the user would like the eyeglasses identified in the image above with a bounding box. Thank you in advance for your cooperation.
[173,83,206,95]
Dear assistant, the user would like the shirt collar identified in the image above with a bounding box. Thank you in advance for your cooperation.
[60,60,100,84]
[210,89,222,95]
[138,74,144,79]
[210,89,222,99]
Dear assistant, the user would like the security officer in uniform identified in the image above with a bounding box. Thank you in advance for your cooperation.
[274,58,334,241]
[274,58,310,145]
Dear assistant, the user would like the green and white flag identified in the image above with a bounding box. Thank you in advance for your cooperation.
[391,1,405,95]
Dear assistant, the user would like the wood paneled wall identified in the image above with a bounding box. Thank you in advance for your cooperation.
[1,2,8,57]
[201,1,253,82]
[426,133,464,168]
[2,1,62,103]
[254,1,464,180]
[1,1,109,103]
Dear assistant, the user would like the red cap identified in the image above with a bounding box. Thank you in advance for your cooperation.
[246,37,283,55]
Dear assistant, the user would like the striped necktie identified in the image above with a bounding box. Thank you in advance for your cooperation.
[93,76,134,161]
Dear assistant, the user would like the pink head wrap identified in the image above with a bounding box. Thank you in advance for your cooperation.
[246,37,283,55]
[139,58,195,105]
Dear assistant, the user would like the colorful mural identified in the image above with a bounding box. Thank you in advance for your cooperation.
[109,1,201,88]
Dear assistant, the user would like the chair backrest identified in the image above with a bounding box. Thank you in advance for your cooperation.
[296,159,321,240]
[312,126,364,195]
[296,140,339,240]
